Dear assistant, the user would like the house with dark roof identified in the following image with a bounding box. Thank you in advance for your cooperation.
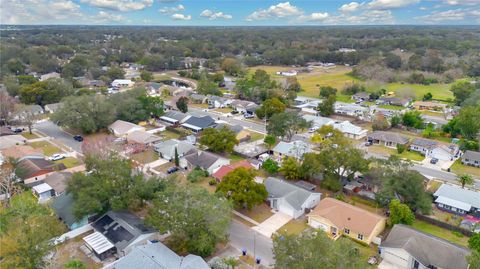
[351,92,371,102]
[51,193,90,230]
[377,97,410,107]
[380,224,470,269]
[104,241,210,269]
[15,156,65,180]
[153,139,196,161]
[462,150,480,167]
[265,177,321,219]
[367,131,409,148]
[159,110,189,125]
[433,184,480,215]
[181,150,229,174]
[181,115,216,133]
[83,211,159,260]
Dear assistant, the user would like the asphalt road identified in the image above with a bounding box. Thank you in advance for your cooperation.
[229,219,274,267]
[34,120,83,153]
[188,107,267,134]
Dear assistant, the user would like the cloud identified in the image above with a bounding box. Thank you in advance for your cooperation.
[1,0,83,24]
[325,10,395,24]
[367,0,419,10]
[299,12,330,22]
[339,2,364,13]
[200,10,232,20]
[416,8,480,23]
[80,0,153,12]
[159,4,184,14]
[246,2,302,21]
[94,11,124,23]
[171,13,191,20]
[442,0,480,6]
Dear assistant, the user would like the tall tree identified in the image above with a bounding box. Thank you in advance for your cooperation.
[216,167,267,209]
[200,127,238,153]
[19,79,74,106]
[140,70,153,82]
[402,111,424,129]
[451,81,476,105]
[147,181,232,257]
[389,199,415,225]
[256,98,286,119]
[280,157,301,180]
[176,96,189,113]
[458,174,474,189]
[267,111,311,141]
[319,86,337,98]
[317,94,336,117]
[0,91,16,126]
[454,106,480,140]
[174,147,180,166]
[138,94,164,118]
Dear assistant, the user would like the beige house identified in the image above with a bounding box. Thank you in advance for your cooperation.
[412,101,447,111]
[307,198,386,245]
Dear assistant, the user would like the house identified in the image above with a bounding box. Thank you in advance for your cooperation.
[380,224,470,269]
[264,177,321,219]
[351,92,370,102]
[0,134,26,149]
[461,150,480,167]
[367,131,409,148]
[428,144,460,161]
[51,193,90,230]
[377,97,410,107]
[308,198,386,244]
[15,104,44,118]
[145,82,162,96]
[412,101,447,111]
[89,80,106,88]
[15,156,65,180]
[433,184,480,215]
[215,123,250,142]
[159,111,189,125]
[104,241,210,269]
[245,104,259,116]
[212,160,254,181]
[189,93,207,104]
[207,95,231,108]
[108,120,145,137]
[272,140,312,161]
[181,150,230,174]
[303,115,335,131]
[181,116,216,133]
[230,100,256,114]
[83,211,159,260]
[32,183,54,202]
[409,138,438,155]
[334,102,369,118]
[339,48,356,53]
[276,70,297,76]
[294,96,314,106]
[333,121,368,140]
[223,76,236,91]
[40,72,61,81]
[111,79,134,88]
[126,131,161,146]
[153,139,195,161]
[43,172,72,196]
[44,102,62,114]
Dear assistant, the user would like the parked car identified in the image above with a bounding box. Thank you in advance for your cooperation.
[244,113,254,119]
[167,166,179,174]
[365,141,372,146]
[13,128,23,133]
[231,110,239,114]
[430,158,439,164]
[48,153,66,161]
[73,135,83,142]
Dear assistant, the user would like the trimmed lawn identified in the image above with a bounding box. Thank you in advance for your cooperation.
[427,180,442,193]
[383,82,453,102]
[278,218,309,236]
[215,107,233,113]
[21,132,39,140]
[412,220,469,247]
[450,159,480,178]
[420,110,446,117]
[378,104,405,111]
[29,141,62,156]
[368,145,424,161]
[54,157,82,168]
[238,203,274,223]
[249,131,264,142]
[191,103,209,109]
[160,129,182,140]
[337,94,356,103]
[131,149,159,164]
[229,153,246,163]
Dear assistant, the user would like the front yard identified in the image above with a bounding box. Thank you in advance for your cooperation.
[238,203,274,223]
[131,149,159,164]
[54,157,82,168]
[368,145,425,161]
[214,107,233,113]
[278,218,310,236]
[29,141,63,156]
[450,159,480,178]
[21,132,40,140]
[248,131,264,142]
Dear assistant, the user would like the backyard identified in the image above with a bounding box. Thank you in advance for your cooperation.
[450,159,480,178]
[131,149,158,164]
[411,220,469,247]
[54,157,82,168]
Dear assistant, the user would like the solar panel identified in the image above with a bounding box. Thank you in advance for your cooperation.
[92,215,114,232]
[106,225,134,244]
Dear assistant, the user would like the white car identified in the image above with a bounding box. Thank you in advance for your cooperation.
[48,154,66,161]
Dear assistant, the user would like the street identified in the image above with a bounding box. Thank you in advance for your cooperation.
[34,120,83,153]
[189,107,266,134]
[229,219,274,267]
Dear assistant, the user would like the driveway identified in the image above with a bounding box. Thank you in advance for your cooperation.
[252,212,292,237]
[421,157,455,170]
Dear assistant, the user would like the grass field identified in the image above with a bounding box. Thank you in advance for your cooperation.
[383,82,453,101]
[450,159,480,178]
[412,220,469,247]
[131,149,158,164]
[29,141,62,156]
[368,145,425,161]
[54,157,81,168]
[278,219,310,236]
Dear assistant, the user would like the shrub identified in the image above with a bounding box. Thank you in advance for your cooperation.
[208,179,217,186]
[321,176,342,192]
[187,168,208,183]
[262,158,279,174]
[397,144,405,154]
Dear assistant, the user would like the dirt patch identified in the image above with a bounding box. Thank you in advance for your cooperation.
[49,232,102,269]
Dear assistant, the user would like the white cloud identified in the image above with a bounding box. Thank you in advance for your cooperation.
[339,2,364,13]
[171,13,191,20]
[419,6,427,10]
[94,11,124,23]
[80,0,153,12]
[367,0,419,10]
[246,2,302,21]
[1,0,82,24]
[159,4,184,14]
[299,12,330,22]
[442,0,480,6]
[325,10,395,25]
[200,10,232,20]
[416,9,468,23]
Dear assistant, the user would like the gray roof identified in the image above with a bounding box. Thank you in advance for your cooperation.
[189,93,207,101]
[433,184,480,210]
[265,177,318,210]
[160,111,188,122]
[183,116,215,129]
[44,102,62,112]
[214,123,243,134]
[51,193,77,227]
[463,150,480,161]
[109,242,209,269]
[109,120,143,135]
[368,131,409,145]
[273,140,312,159]
[153,139,195,159]
[352,92,370,99]
[381,224,470,269]
[44,172,72,194]
[184,151,222,170]
[207,95,229,103]
[411,138,438,149]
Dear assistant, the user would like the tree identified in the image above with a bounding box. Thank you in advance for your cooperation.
[264,135,276,149]
[138,94,164,118]
[216,167,267,209]
[319,86,337,98]
[280,157,301,180]
[19,79,74,106]
[402,110,424,129]
[372,113,390,131]
[285,77,301,92]
[221,58,242,76]
[396,144,405,154]
[342,83,366,95]
[390,115,401,127]
[384,53,402,69]
[64,259,87,269]
[454,106,480,140]
[422,92,433,101]
[273,231,366,269]
[451,80,475,105]
[262,159,279,174]
[200,127,239,153]
[140,70,153,82]
[389,199,415,225]
[317,94,336,116]
[458,174,474,189]
[469,233,480,253]
[16,105,40,134]
[67,153,164,219]
[0,91,16,126]
[267,111,311,141]
[0,192,65,269]
[255,98,286,119]
[147,181,232,257]
[187,167,208,183]
[174,147,180,166]
[197,77,222,96]
[467,250,480,269]
[106,66,125,81]
[176,96,189,113]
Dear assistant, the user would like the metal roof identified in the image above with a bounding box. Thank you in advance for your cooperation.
[434,184,480,209]
[32,183,53,193]
[83,232,115,255]
[435,196,472,211]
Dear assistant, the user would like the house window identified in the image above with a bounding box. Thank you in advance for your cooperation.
[344,228,350,235]
[357,234,363,240]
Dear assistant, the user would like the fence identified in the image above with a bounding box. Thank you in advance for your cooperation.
[415,213,473,237]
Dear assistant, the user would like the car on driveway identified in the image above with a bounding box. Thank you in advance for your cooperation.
[430,158,439,164]
[48,153,66,161]
[73,135,83,142]
[13,128,24,133]
[244,114,254,119]
[167,166,179,174]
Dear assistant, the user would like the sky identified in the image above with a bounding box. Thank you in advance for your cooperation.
[1,0,479,26]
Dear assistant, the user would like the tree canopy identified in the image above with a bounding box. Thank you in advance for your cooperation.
[200,127,239,153]
[267,111,311,141]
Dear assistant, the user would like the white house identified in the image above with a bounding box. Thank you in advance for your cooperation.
[276,70,297,76]
[272,140,313,162]
[207,95,231,108]
[428,144,461,161]
[333,121,367,140]
[108,120,145,137]
[264,177,321,219]
[334,102,369,118]
[40,72,61,81]
[433,184,480,215]
[32,183,54,202]
[111,79,134,88]
[153,139,196,161]
[303,114,335,132]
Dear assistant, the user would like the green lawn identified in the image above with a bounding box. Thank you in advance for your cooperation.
[214,107,233,113]
[29,141,62,156]
[383,82,453,101]
[278,219,310,236]
[229,153,246,163]
[411,220,469,247]
[378,104,405,111]
[160,130,182,140]
[368,145,424,161]
[21,132,39,140]
[54,157,81,168]
[450,159,480,178]
[249,131,264,142]
[336,94,356,103]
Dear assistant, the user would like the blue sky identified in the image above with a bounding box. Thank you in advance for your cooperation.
[2,0,479,25]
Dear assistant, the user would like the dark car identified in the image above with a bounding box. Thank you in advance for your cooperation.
[430,158,439,164]
[13,128,23,133]
[167,166,179,174]
[73,135,83,142]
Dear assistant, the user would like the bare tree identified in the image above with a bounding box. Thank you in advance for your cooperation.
[0,159,21,207]
[0,91,16,126]
[16,105,39,134]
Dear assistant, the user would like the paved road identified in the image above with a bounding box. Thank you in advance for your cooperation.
[229,219,274,267]
[34,120,83,153]
[189,107,267,134]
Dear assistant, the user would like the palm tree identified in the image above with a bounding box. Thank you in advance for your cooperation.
[458,174,474,188]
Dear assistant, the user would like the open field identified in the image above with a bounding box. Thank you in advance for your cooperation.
[383,82,453,101]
